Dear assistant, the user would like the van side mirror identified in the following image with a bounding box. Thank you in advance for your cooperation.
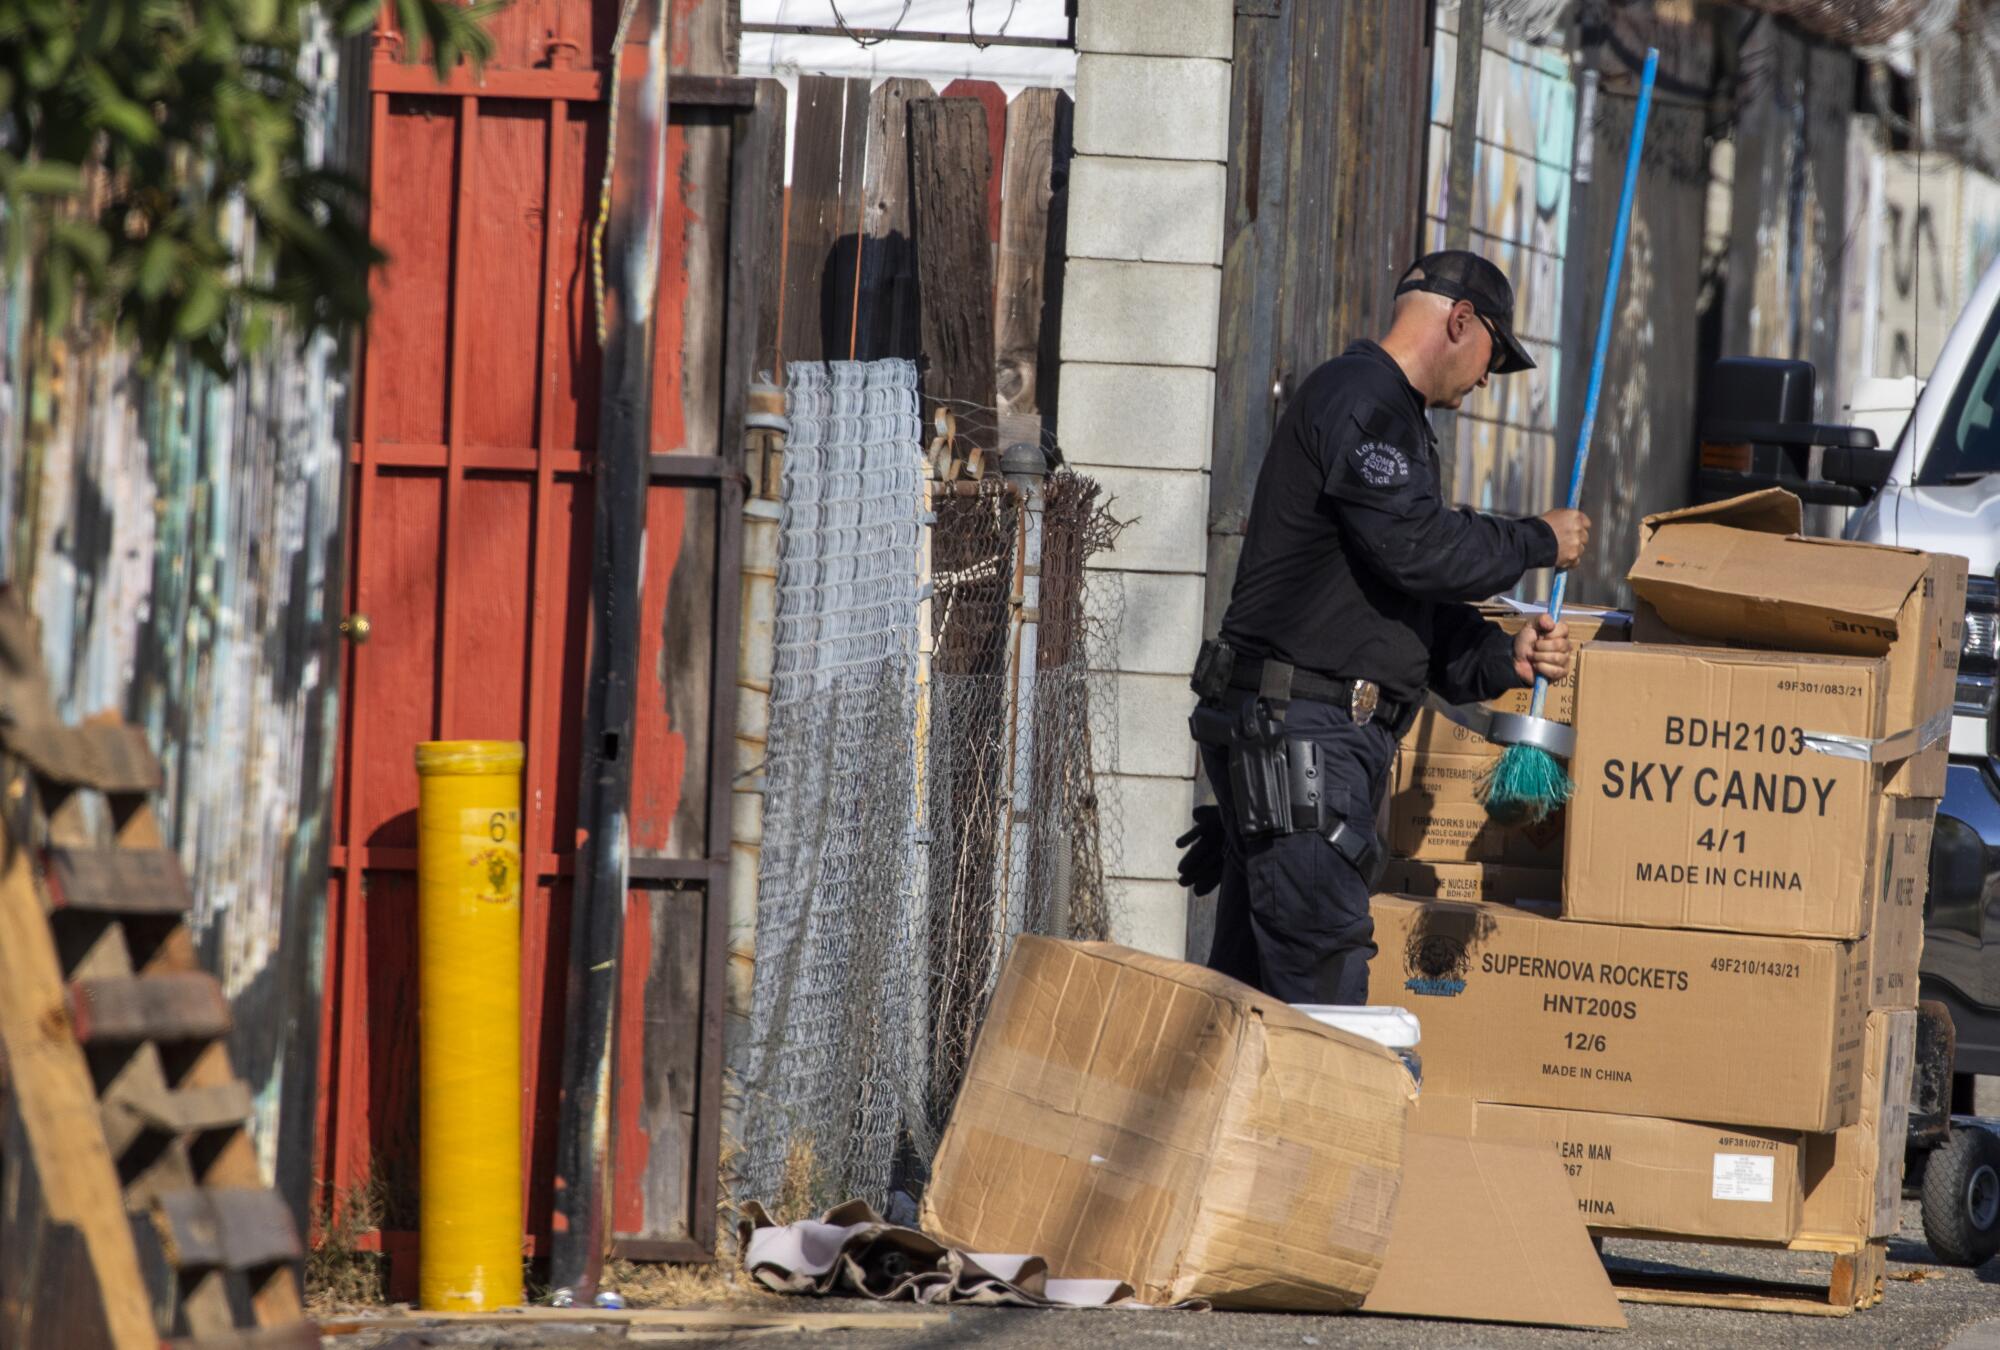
[1696,357,1894,507]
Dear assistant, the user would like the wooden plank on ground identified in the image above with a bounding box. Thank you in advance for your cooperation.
[1607,1240,1885,1317]
[779,74,868,364]
[100,1044,252,1156]
[854,77,929,362]
[153,1187,303,1271]
[0,778,156,1349]
[46,848,193,916]
[165,1326,321,1350]
[910,96,998,447]
[317,1307,953,1333]
[68,973,232,1045]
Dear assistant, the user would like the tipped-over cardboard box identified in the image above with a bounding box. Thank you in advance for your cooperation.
[1565,642,1904,939]
[1626,489,1966,799]
[1799,1008,1917,1243]
[1430,1099,1804,1244]
[1381,859,1561,906]
[922,936,1416,1311]
[1367,894,1866,1131]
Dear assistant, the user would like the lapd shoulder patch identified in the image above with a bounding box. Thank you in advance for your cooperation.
[1354,441,1410,487]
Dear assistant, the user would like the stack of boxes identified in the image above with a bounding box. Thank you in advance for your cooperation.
[1381,601,1629,905]
[1373,489,1966,1248]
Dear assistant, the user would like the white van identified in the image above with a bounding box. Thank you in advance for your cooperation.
[1697,259,2000,1266]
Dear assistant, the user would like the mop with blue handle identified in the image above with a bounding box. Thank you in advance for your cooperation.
[1481,46,1658,826]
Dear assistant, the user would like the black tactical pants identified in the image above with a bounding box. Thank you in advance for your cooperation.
[1194,687,1396,1005]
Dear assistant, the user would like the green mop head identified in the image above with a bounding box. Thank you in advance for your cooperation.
[1479,742,1572,826]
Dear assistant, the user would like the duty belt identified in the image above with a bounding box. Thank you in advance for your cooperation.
[1225,658,1411,731]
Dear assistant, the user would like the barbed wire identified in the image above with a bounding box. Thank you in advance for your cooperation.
[966,0,1020,50]
[828,0,915,48]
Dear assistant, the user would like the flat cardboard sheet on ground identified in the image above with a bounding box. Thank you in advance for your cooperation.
[1361,1131,1627,1330]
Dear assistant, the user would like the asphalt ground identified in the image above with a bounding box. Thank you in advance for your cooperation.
[322,1081,2000,1349]
[320,1196,2000,1349]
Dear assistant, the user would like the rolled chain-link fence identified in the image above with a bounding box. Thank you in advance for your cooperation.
[741,360,1122,1214]
[741,360,929,1212]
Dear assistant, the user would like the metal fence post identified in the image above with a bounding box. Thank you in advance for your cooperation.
[998,417,1047,954]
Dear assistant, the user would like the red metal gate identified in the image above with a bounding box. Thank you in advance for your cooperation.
[317,3,771,1291]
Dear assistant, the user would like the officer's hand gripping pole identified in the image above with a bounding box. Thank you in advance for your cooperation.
[1480,46,1657,826]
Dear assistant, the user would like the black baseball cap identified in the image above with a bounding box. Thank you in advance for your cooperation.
[1395,250,1536,375]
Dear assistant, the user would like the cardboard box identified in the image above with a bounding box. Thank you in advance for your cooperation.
[1434,1099,1804,1244]
[1360,1121,1626,1330]
[1799,1008,1917,1243]
[1626,489,1967,799]
[1865,797,1935,1009]
[1389,748,1567,865]
[1403,605,1632,760]
[922,936,1415,1311]
[1367,894,1867,1131]
[1381,859,1561,906]
[1564,642,1894,939]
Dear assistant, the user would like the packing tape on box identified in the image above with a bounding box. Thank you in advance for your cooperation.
[1424,692,1512,744]
[1802,707,1950,764]
[1426,695,1494,738]
[1429,696,1948,766]
[1427,696,1569,752]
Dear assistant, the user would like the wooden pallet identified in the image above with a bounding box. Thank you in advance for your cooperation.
[1607,1239,1886,1317]
[0,688,317,1348]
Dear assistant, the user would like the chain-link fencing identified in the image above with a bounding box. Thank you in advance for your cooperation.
[740,360,929,1212]
[922,469,1121,1146]
[740,360,1122,1214]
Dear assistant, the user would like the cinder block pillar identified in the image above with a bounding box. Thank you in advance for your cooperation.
[1058,2,1232,959]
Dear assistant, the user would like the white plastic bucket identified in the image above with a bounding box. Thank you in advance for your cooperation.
[1292,1004,1421,1050]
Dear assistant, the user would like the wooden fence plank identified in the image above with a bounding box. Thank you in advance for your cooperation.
[910,97,997,445]
[1035,92,1073,432]
[749,80,788,378]
[779,75,868,364]
[854,78,929,362]
[995,88,1060,423]
[940,79,1008,248]
[1196,1,1428,963]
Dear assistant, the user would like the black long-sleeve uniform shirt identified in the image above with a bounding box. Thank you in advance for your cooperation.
[1219,340,1560,706]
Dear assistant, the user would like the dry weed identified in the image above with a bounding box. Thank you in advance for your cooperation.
[773,1135,819,1224]
[601,1258,776,1309]
[304,1179,391,1312]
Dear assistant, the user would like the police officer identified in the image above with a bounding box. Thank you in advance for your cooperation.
[1183,250,1589,1005]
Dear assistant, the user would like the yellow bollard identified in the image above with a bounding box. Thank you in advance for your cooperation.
[415,740,525,1310]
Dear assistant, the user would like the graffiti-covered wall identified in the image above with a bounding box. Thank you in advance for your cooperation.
[1424,9,1576,545]
[1421,4,1718,609]
[1718,17,1852,418]
[1560,5,1717,608]
[1838,116,2000,405]
[0,21,358,1223]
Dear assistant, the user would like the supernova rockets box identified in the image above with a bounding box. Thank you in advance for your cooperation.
[1366,894,1866,1133]
[1562,642,1906,941]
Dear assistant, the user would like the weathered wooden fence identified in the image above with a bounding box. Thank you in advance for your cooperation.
[770,75,1073,439]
